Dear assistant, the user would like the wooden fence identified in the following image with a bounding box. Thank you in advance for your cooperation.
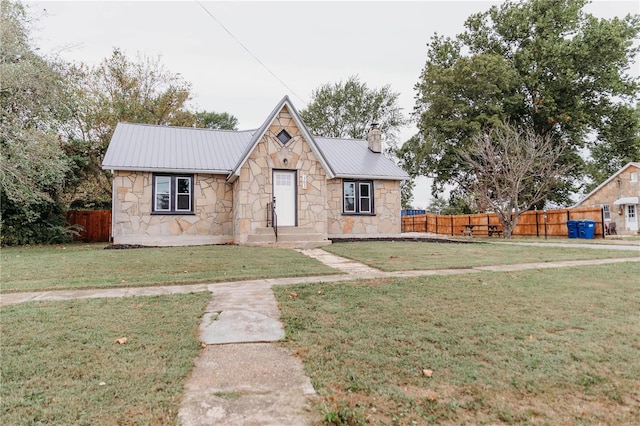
[401,206,605,238]
[66,210,112,243]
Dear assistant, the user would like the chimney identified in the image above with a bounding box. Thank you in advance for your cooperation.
[367,122,382,153]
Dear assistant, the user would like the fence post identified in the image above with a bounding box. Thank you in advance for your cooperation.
[412,215,415,233]
[451,216,454,236]
[425,214,428,233]
[535,209,539,237]
[601,207,605,238]
[436,215,439,235]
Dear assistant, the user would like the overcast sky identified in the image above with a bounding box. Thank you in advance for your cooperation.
[27,0,640,208]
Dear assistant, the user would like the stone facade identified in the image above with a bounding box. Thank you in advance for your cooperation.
[578,164,640,234]
[112,171,233,246]
[233,106,328,243]
[327,179,402,238]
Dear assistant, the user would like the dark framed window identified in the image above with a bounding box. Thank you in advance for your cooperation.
[152,174,194,214]
[277,129,292,144]
[343,180,374,215]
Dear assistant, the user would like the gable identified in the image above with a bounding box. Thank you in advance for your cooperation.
[575,162,640,206]
[229,96,334,181]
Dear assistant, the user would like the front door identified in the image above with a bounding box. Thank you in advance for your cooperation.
[273,170,296,226]
[626,204,637,231]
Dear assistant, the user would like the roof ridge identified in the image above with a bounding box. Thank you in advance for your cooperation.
[117,122,256,133]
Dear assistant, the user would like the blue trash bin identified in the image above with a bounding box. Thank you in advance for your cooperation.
[567,220,579,238]
[581,220,596,239]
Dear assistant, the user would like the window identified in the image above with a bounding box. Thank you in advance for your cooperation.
[631,171,638,183]
[602,204,610,220]
[343,180,374,214]
[153,174,193,214]
[628,204,636,222]
[277,129,292,145]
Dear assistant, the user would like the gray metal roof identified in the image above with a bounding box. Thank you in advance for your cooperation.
[102,123,254,173]
[103,107,409,181]
[315,137,409,180]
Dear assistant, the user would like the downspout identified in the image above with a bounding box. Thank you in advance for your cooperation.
[110,170,115,243]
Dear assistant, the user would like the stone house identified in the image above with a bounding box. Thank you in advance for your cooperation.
[574,162,640,234]
[102,96,409,247]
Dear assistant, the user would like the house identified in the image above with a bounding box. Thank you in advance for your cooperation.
[574,162,640,234]
[101,96,409,247]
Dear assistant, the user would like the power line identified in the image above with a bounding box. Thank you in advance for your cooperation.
[197,2,307,106]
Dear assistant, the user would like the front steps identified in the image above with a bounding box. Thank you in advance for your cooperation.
[245,226,331,249]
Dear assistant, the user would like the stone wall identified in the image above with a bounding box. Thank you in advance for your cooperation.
[233,106,328,243]
[112,171,233,246]
[327,179,402,238]
[580,165,640,233]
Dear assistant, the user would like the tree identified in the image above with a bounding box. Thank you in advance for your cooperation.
[399,0,640,203]
[301,75,407,147]
[0,0,74,244]
[66,48,196,202]
[194,111,239,130]
[460,123,569,238]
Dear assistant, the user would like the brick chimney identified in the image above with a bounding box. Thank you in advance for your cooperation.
[367,123,382,153]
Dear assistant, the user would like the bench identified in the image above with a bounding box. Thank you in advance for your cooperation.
[461,224,503,237]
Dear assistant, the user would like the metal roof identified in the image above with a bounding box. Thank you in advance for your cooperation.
[102,101,409,181]
[102,123,254,173]
[315,137,409,180]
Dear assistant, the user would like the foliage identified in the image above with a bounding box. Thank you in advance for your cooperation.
[399,0,640,202]
[426,191,475,215]
[459,122,569,237]
[66,48,196,202]
[301,75,407,147]
[0,0,74,245]
[400,179,415,209]
[194,110,239,130]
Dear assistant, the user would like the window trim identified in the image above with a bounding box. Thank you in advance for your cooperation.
[631,171,638,183]
[342,179,375,215]
[152,174,194,215]
[602,204,611,220]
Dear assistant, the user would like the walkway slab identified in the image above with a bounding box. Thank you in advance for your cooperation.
[200,284,284,344]
[178,343,315,426]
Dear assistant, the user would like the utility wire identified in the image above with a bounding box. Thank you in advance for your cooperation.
[197,2,307,106]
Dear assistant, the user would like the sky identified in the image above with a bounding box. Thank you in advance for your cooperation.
[27,0,640,208]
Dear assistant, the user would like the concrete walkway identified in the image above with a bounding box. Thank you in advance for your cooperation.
[3,248,640,425]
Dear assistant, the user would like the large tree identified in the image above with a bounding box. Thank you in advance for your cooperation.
[0,0,75,244]
[399,0,640,203]
[66,48,197,202]
[301,75,407,146]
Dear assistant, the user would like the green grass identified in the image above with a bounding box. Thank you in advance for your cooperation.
[275,262,640,425]
[1,244,338,293]
[323,241,639,271]
[0,292,210,425]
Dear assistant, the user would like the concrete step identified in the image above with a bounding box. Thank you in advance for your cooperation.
[246,226,330,249]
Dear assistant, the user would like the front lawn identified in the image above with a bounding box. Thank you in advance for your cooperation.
[275,262,640,425]
[0,293,210,425]
[1,244,338,293]
[324,241,640,271]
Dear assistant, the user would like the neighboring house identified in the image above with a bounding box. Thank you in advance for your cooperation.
[102,96,409,247]
[574,162,640,234]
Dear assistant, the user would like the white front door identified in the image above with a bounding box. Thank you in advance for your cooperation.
[273,170,296,226]
[626,204,637,231]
